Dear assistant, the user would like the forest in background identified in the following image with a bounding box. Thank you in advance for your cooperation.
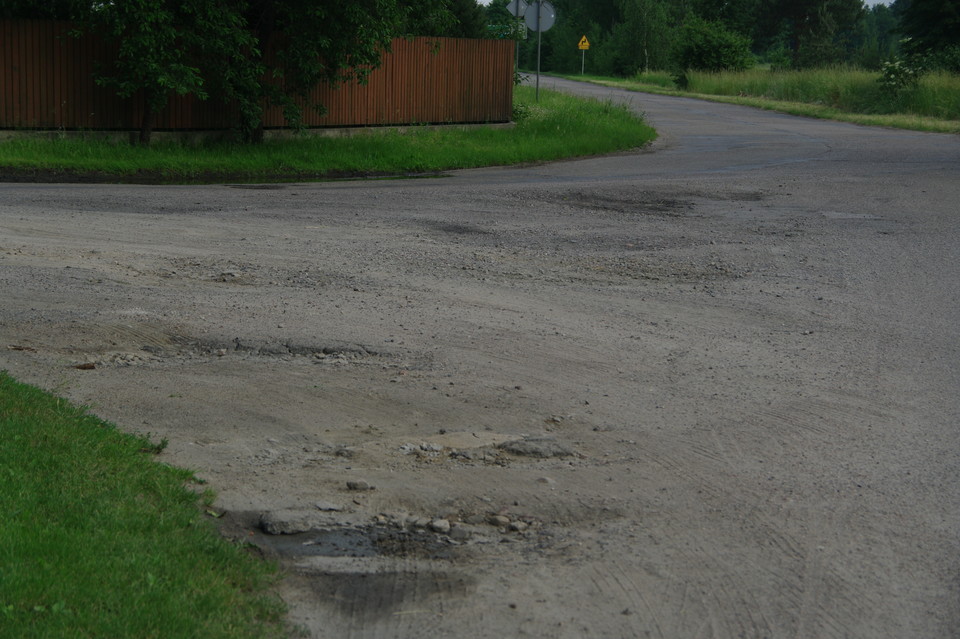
[2,0,955,140]
[481,0,959,77]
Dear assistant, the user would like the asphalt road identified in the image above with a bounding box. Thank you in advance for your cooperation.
[1,77,958,637]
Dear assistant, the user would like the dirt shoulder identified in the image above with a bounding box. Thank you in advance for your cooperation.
[0,166,424,185]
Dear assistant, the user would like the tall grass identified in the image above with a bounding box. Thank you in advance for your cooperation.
[632,71,676,89]
[683,68,960,120]
[0,87,656,181]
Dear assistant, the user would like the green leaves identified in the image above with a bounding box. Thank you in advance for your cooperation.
[674,15,755,72]
[83,0,456,143]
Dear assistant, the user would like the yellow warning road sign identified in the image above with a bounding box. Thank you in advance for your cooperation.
[578,35,590,50]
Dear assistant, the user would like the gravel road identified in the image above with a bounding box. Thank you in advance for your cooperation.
[1,77,958,638]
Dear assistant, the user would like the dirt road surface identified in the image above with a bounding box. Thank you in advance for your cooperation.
[2,77,958,637]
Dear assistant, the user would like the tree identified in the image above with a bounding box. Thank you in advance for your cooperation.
[79,0,456,143]
[446,0,489,38]
[0,0,89,19]
[89,1,257,145]
[899,0,960,60]
[850,4,901,68]
[755,0,865,68]
[600,0,674,75]
[673,14,754,73]
[693,0,761,38]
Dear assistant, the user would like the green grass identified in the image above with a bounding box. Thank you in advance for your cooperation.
[0,86,656,182]
[566,69,960,134]
[684,68,960,120]
[0,371,286,639]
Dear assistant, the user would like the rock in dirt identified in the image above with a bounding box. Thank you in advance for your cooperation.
[346,480,374,491]
[259,509,327,535]
[449,524,473,541]
[429,518,452,534]
[498,436,575,458]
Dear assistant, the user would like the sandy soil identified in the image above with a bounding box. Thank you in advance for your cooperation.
[1,78,958,638]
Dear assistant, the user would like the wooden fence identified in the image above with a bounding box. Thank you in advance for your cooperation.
[0,20,514,131]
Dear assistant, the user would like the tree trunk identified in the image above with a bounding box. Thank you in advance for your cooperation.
[139,106,157,146]
[139,87,160,146]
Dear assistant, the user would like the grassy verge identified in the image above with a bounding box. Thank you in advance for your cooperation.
[0,86,656,183]
[0,371,286,639]
[562,70,960,134]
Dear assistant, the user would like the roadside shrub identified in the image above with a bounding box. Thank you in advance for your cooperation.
[916,44,960,74]
[630,70,676,88]
[673,16,754,74]
[512,101,531,122]
[878,57,922,96]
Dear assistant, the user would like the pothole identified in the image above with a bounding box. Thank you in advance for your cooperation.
[552,189,696,217]
[420,220,493,236]
[251,523,459,561]
[12,320,382,369]
[304,570,475,621]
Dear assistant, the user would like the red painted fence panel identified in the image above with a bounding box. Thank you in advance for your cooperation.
[0,20,514,131]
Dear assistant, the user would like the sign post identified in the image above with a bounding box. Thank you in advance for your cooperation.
[578,35,590,75]
[505,0,527,74]
[524,1,556,102]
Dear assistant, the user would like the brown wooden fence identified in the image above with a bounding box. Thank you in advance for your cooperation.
[0,20,514,131]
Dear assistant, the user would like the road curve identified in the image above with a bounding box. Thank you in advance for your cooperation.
[1,79,958,638]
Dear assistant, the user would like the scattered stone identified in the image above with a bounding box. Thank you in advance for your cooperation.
[315,501,344,512]
[537,477,557,486]
[508,521,529,532]
[429,519,451,534]
[464,513,487,525]
[488,514,511,528]
[498,436,575,458]
[449,524,473,541]
[346,480,374,492]
[258,343,288,356]
[260,510,323,535]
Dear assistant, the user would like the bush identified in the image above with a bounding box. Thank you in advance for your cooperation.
[878,58,922,96]
[917,44,960,74]
[673,16,755,73]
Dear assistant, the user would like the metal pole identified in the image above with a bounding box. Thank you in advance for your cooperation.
[536,0,541,102]
[581,49,585,75]
[514,2,520,75]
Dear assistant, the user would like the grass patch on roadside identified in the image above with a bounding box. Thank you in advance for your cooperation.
[565,70,960,134]
[0,86,655,183]
[0,371,286,639]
